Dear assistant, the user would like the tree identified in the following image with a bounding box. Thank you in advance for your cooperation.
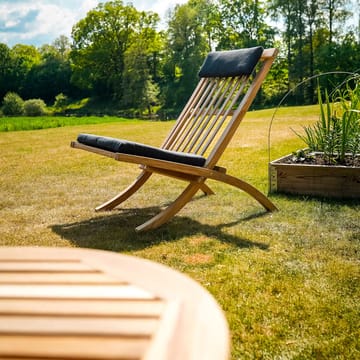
[10,44,41,98]
[270,0,308,87]
[0,43,13,99]
[71,0,160,102]
[270,0,323,103]
[218,0,275,49]
[23,53,73,103]
[54,93,69,110]
[142,78,160,115]
[121,11,162,110]
[53,35,71,60]
[163,0,211,109]
[269,0,357,106]
[320,0,350,49]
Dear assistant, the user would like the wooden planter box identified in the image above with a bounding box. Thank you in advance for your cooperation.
[269,154,360,199]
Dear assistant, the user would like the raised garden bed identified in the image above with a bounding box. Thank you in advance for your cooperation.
[269,153,360,199]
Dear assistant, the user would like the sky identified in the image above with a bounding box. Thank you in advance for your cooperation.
[0,0,188,47]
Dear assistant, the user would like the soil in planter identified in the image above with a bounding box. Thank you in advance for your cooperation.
[276,151,360,167]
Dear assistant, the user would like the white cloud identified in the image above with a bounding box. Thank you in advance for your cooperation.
[135,0,187,23]
[79,0,100,14]
[0,1,77,46]
[135,0,186,13]
[29,3,75,39]
[0,0,188,47]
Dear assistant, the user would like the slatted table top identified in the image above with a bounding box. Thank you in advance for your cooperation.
[0,247,229,360]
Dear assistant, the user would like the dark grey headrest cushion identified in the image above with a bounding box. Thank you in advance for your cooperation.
[198,46,263,78]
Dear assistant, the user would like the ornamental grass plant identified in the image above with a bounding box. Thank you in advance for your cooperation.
[1,107,359,359]
[295,77,360,165]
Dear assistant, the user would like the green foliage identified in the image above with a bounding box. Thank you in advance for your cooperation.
[295,78,360,163]
[141,78,160,114]
[2,92,24,116]
[0,43,13,99]
[71,0,161,103]
[1,0,360,114]
[163,0,211,109]
[54,93,69,109]
[219,0,275,48]
[10,44,42,97]
[121,17,162,110]
[24,99,47,116]
[24,53,73,103]
[0,115,134,132]
[335,78,360,159]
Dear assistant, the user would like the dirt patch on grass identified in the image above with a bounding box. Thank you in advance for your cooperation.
[184,253,214,264]
[188,235,210,246]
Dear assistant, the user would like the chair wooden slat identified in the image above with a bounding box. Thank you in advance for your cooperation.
[171,78,216,152]
[197,76,248,156]
[183,78,230,153]
[162,78,208,150]
[175,78,220,152]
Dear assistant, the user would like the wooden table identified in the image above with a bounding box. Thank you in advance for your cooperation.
[0,247,229,360]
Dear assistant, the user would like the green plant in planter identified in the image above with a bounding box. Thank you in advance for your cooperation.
[337,80,360,159]
[295,78,360,165]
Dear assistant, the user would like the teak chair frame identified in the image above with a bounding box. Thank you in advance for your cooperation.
[71,48,278,232]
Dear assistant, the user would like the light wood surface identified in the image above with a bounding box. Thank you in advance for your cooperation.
[0,247,229,360]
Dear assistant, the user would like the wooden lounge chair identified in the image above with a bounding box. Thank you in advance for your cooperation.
[71,46,278,232]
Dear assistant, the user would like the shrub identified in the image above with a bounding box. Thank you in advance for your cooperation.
[2,92,24,116]
[24,99,47,116]
[54,93,69,110]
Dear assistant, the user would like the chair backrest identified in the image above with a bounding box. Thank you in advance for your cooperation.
[161,47,278,168]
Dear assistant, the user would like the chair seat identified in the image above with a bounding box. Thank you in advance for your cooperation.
[77,133,206,167]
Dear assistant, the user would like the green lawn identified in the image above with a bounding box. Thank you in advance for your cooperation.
[0,115,134,132]
[1,106,359,359]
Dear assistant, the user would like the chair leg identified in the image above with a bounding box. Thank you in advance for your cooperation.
[96,170,152,211]
[200,182,215,195]
[135,171,277,231]
[143,165,215,196]
[135,182,203,232]
[214,172,277,212]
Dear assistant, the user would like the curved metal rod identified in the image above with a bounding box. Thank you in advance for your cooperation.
[96,170,152,211]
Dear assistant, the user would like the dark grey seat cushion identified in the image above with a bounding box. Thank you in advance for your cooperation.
[77,133,206,167]
[198,46,263,78]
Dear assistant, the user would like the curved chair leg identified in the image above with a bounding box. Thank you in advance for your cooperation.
[136,182,203,232]
[200,182,215,195]
[136,172,276,232]
[96,170,152,211]
[214,172,277,212]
